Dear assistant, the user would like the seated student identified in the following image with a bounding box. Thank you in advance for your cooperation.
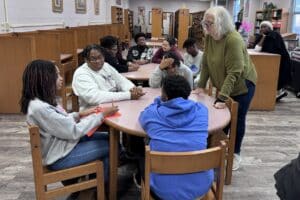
[72,44,145,111]
[139,75,213,200]
[152,36,183,64]
[253,21,291,101]
[149,51,193,89]
[127,32,153,65]
[183,38,203,76]
[20,59,118,183]
[100,35,139,73]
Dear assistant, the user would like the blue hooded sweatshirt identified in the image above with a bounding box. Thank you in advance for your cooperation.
[139,97,213,200]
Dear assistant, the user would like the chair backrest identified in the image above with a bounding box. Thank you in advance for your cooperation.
[144,141,226,200]
[28,125,105,200]
[28,125,48,199]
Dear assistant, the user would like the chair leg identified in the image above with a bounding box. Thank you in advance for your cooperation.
[225,146,234,185]
[96,162,105,200]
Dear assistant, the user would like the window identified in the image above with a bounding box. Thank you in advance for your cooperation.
[292,0,300,34]
[233,0,241,22]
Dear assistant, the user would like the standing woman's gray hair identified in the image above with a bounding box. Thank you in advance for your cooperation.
[203,6,235,39]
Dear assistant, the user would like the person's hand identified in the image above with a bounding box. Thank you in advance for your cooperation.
[193,87,206,95]
[79,106,100,118]
[159,58,174,70]
[213,102,226,109]
[135,60,148,65]
[128,63,140,71]
[102,106,119,118]
[130,87,146,100]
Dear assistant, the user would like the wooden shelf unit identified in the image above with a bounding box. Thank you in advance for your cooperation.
[124,9,133,40]
[174,8,189,49]
[111,6,123,24]
[254,9,288,34]
[189,11,205,50]
[152,8,163,38]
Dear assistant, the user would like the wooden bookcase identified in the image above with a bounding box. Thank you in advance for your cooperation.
[111,6,123,24]
[152,8,163,38]
[174,8,189,49]
[189,11,205,50]
[124,9,133,39]
[254,9,288,34]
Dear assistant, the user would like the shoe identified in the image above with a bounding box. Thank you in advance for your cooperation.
[232,154,242,171]
[276,89,288,102]
[133,172,141,189]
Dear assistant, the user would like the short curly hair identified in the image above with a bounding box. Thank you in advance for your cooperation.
[134,32,146,43]
[162,75,191,100]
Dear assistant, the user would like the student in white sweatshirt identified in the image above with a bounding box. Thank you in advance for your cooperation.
[72,44,145,111]
[20,59,118,182]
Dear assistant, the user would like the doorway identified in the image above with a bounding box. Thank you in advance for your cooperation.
[162,12,174,36]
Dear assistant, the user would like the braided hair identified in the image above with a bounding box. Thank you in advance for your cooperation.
[20,59,58,114]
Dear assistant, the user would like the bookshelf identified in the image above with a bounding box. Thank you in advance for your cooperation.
[189,11,205,50]
[111,6,123,24]
[152,8,163,38]
[124,9,133,39]
[174,8,189,49]
[254,9,288,34]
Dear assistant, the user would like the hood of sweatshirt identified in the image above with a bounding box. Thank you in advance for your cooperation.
[154,97,207,128]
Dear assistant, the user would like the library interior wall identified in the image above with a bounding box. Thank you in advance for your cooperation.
[128,0,210,33]
[0,0,129,33]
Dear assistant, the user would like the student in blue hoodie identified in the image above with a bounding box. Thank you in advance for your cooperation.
[139,75,213,200]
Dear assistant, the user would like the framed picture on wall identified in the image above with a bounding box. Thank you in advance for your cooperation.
[94,0,100,15]
[116,0,121,6]
[75,0,87,14]
[52,0,63,13]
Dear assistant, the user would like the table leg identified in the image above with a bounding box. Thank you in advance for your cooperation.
[109,127,119,200]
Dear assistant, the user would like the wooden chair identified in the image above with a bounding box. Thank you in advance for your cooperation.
[206,82,238,185]
[28,125,105,200]
[142,141,226,200]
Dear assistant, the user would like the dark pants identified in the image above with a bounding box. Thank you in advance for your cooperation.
[232,80,256,154]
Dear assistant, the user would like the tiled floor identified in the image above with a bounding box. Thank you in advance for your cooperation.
[1,92,300,200]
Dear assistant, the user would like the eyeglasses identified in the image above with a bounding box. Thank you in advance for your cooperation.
[201,20,214,28]
[88,57,103,63]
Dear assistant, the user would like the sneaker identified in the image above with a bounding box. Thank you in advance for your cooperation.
[276,89,288,102]
[133,172,141,189]
[232,154,242,171]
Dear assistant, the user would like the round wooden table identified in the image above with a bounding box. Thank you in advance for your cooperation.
[102,87,231,200]
[121,63,158,81]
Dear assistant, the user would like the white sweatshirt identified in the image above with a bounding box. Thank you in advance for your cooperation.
[72,62,135,110]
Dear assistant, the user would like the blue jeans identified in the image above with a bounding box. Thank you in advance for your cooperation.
[48,132,109,181]
[232,80,256,154]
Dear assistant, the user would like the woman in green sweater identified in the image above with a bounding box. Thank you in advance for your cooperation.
[197,6,257,170]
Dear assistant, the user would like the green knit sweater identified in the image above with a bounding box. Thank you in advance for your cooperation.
[198,31,257,100]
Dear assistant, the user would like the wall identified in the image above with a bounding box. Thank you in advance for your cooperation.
[128,0,210,33]
[0,0,128,33]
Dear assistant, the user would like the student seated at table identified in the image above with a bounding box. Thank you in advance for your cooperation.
[127,32,153,65]
[149,51,193,89]
[100,35,139,73]
[183,38,203,87]
[151,36,183,64]
[72,44,145,111]
[183,38,203,76]
[139,75,213,200]
[20,59,118,184]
